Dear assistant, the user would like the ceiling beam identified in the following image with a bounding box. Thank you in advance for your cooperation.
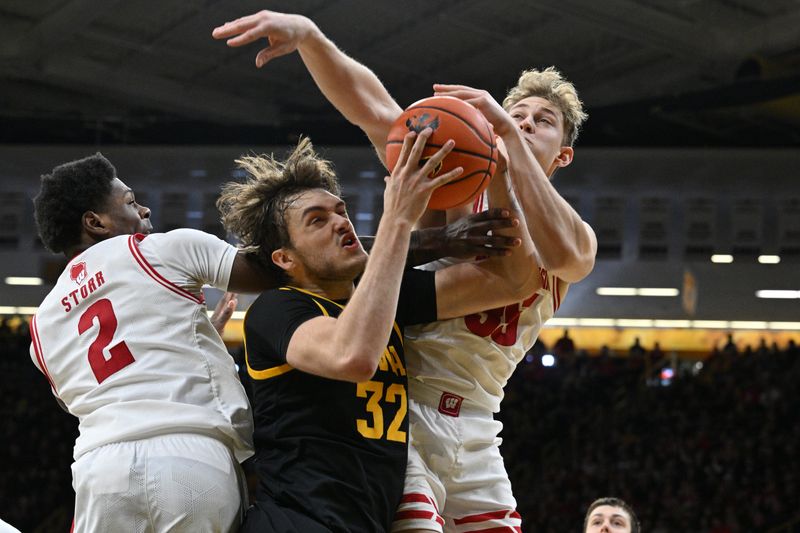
[15,0,126,61]
[39,56,280,125]
[531,0,724,63]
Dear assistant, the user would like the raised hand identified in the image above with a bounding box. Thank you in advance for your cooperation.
[382,129,463,227]
[210,291,238,337]
[433,83,516,138]
[439,208,521,258]
[212,10,316,67]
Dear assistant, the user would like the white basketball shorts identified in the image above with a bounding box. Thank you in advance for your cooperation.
[71,433,245,533]
[391,395,521,533]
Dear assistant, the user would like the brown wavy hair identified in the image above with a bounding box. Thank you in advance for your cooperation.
[217,137,340,282]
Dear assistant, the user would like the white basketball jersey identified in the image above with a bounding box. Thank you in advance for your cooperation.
[30,229,254,462]
[405,195,569,413]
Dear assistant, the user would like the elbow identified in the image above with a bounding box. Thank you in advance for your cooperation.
[338,351,379,383]
[545,249,595,284]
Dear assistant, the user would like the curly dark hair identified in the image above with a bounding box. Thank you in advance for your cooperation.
[217,137,340,284]
[33,153,117,253]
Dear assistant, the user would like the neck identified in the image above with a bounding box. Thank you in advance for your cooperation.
[289,277,355,301]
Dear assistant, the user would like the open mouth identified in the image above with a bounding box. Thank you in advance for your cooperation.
[340,233,359,249]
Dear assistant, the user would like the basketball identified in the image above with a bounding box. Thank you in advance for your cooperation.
[385,96,498,210]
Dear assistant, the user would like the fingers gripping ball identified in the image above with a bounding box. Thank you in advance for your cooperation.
[386,96,498,210]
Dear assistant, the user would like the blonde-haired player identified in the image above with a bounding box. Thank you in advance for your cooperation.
[213,10,596,532]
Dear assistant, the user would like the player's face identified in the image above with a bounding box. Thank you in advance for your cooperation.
[585,505,632,533]
[282,189,367,283]
[507,96,573,177]
[99,178,152,237]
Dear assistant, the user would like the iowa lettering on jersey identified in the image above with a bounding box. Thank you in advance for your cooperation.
[377,346,406,376]
[61,271,106,313]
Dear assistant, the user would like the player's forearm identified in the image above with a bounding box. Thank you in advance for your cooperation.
[333,220,412,380]
[297,25,401,161]
[502,132,596,282]
[481,169,539,297]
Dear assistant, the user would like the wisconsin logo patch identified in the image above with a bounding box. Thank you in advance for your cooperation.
[438,392,463,417]
[69,261,87,285]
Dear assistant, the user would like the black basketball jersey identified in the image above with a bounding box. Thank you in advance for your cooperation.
[243,269,437,533]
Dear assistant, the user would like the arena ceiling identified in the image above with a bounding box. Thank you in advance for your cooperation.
[1,0,799,147]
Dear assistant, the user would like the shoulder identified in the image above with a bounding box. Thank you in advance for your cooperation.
[246,288,326,325]
[142,228,231,249]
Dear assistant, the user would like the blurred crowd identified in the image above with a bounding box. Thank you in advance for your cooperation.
[1,317,797,532]
[501,331,799,532]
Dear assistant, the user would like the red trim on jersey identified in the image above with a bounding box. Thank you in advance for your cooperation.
[394,510,445,526]
[472,192,485,214]
[458,527,521,533]
[128,234,204,305]
[454,510,521,524]
[553,275,561,312]
[400,493,438,508]
[30,314,57,394]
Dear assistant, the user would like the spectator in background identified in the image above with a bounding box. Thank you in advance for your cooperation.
[584,497,640,533]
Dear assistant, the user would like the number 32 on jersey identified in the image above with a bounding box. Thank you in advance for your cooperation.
[355,380,407,443]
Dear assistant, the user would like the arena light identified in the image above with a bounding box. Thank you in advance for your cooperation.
[756,290,800,299]
[768,322,800,331]
[4,277,43,286]
[541,354,556,367]
[711,254,734,264]
[596,287,678,297]
[0,306,38,315]
[205,310,247,320]
[547,318,580,327]
[730,320,769,330]
[654,320,692,328]
[691,320,730,328]
[578,318,616,327]
[596,287,637,296]
[541,319,800,331]
[617,319,654,328]
[637,288,679,297]
[758,255,781,264]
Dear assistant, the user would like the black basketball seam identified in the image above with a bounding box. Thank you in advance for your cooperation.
[432,172,490,209]
[436,169,490,187]
[385,141,498,164]
[401,104,497,147]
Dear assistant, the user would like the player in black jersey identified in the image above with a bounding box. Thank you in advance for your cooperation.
[217,132,538,532]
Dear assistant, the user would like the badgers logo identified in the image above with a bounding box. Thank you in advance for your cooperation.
[70,262,88,285]
[438,392,463,417]
[405,113,440,133]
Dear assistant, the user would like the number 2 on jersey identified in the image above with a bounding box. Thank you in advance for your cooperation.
[356,381,407,443]
[78,298,135,384]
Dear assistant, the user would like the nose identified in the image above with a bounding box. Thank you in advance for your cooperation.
[518,115,534,133]
[332,212,350,233]
[139,205,151,219]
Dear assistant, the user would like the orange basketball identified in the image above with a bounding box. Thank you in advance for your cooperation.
[385,96,497,210]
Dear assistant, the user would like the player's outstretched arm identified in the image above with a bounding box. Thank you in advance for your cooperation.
[433,157,540,320]
[212,10,401,162]
[284,130,463,382]
[358,208,521,266]
[434,83,597,283]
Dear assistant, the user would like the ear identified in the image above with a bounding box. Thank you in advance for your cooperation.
[271,248,295,274]
[554,146,574,168]
[81,211,111,240]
